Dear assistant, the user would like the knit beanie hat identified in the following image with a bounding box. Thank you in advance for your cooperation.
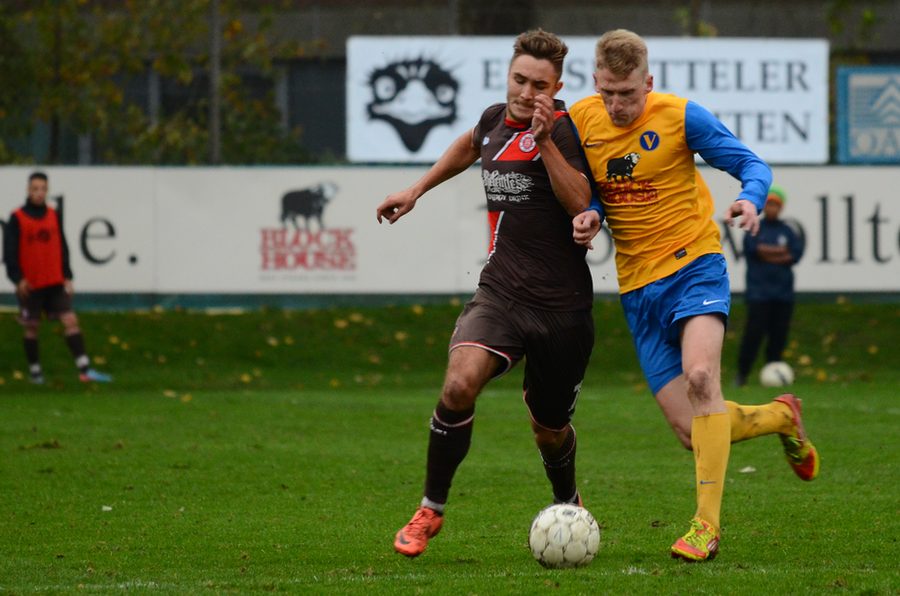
[766,185,787,205]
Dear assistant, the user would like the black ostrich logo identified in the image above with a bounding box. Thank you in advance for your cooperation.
[366,57,459,152]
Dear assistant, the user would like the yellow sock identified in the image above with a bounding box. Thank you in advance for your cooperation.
[692,412,731,531]
[726,400,794,442]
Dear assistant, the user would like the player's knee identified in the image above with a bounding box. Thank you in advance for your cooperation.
[60,312,80,332]
[23,322,40,338]
[440,374,479,410]
[531,422,570,452]
[683,366,715,403]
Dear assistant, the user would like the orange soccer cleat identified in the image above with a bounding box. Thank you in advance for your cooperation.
[393,506,444,557]
[774,394,820,481]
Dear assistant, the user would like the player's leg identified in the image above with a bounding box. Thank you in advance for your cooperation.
[394,290,516,557]
[394,346,500,557]
[735,301,766,386]
[17,288,44,383]
[522,308,594,506]
[646,255,730,561]
[661,374,818,480]
[620,276,723,561]
[424,345,499,510]
[59,310,89,373]
[52,287,111,383]
[764,300,793,364]
[655,362,806,449]
[677,314,730,556]
[23,320,43,384]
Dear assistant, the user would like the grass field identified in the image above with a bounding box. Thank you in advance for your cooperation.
[1,299,898,594]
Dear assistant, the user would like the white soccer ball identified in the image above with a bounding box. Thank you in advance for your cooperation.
[759,361,795,387]
[528,504,601,568]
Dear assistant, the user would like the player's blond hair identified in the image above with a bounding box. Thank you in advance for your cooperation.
[512,29,568,78]
[594,29,648,77]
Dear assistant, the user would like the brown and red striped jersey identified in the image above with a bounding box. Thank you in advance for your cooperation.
[472,101,593,311]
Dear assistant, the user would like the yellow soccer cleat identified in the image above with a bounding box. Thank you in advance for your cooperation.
[671,517,720,562]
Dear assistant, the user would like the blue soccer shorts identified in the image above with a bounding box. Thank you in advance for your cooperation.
[619,253,730,395]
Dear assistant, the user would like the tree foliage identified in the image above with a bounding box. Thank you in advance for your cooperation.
[0,0,310,165]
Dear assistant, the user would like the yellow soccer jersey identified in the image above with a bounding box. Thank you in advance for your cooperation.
[570,92,722,294]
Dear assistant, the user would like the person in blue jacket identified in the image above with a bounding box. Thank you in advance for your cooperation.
[735,185,804,386]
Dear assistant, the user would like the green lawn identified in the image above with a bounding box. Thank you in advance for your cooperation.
[1,300,898,594]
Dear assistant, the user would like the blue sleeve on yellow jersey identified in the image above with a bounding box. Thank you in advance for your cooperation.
[564,114,605,220]
[684,101,772,212]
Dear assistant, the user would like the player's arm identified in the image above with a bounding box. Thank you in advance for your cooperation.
[376,130,479,224]
[532,95,590,216]
[788,225,804,264]
[684,101,772,234]
[56,208,74,286]
[566,107,604,248]
[756,244,793,264]
[573,209,601,249]
[4,212,23,285]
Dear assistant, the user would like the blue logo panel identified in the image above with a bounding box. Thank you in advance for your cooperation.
[837,66,900,164]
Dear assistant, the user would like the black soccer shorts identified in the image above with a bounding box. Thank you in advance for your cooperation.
[18,284,73,323]
[450,287,594,431]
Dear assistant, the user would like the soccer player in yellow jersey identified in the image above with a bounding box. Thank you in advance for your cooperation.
[569,29,819,562]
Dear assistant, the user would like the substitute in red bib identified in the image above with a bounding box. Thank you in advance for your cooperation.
[377,29,595,558]
[4,171,111,384]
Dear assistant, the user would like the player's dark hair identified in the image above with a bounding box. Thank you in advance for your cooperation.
[512,29,568,77]
[595,29,648,76]
[29,171,48,183]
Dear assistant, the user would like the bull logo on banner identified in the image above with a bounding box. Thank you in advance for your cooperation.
[260,182,356,273]
[280,182,338,231]
[366,57,459,152]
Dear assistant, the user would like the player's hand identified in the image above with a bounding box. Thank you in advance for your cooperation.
[725,199,760,235]
[573,209,601,249]
[64,280,74,295]
[531,94,554,143]
[16,279,30,299]
[376,188,418,224]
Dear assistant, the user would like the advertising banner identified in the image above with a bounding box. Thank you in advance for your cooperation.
[347,36,830,164]
[1,166,897,297]
[837,66,900,164]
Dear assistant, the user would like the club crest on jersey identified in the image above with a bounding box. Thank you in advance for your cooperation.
[518,132,537,153]
[493,131,542,162]
[640,130,660,151]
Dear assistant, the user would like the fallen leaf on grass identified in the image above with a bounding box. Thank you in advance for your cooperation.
[20,439,62,450]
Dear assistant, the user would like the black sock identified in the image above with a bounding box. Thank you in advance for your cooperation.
[423,401,474,506]
[64,333,90,373]
[540,425,578,503]
[24,338,41,374]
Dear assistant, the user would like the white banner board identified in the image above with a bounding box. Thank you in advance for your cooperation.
[347,36,830,164]
[0,166,897,297]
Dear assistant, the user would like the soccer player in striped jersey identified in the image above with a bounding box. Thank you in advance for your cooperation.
[377,29,595,558]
